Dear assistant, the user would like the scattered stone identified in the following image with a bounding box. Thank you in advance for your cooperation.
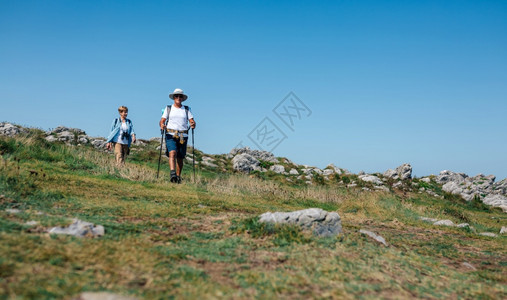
[358,175,383,185]
[326,164,342,175]
[479,232,497,237]
[289,168,299,175]
[433,220,455,227]
[374,186,390,192]
[420,217,439,223]
[45,135,58,142]
[48,219,105,238]
[359,229,388,246]
[322,169,334,176]
[270,165,285,174]
[425,190,443,199]
[259,208,342,237]
[49,126,86,135]
[25,221,39,226]
[91,138,107,149]
[5,208,21,214]
[421,177,431,183]
[461,262,477,271]
[201,156,218,168]
[73,292,139,300]
[313,168,323,175]
[392,181,403,189]
[301,168,313,175]
[500,226,507,234]
[457,223,470,228]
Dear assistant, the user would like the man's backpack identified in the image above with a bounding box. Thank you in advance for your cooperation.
[164,105,190,126]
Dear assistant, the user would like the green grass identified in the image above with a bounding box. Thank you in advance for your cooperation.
[0,133,506,299]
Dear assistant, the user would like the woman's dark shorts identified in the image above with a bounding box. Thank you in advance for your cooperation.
[165,134,188,158]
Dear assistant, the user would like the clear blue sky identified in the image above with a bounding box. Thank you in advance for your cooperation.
[1,0,506,179]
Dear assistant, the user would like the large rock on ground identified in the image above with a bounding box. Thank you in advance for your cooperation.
[493,179,507,194]
[383,163,412,180]
[232,153,262,173]
[482,195,507,212]
[230,147,278,163]
[48,219,105,237]
[435,170,468,184]
[49,126,86,135]
[358,175,383,185]
[359,229,388,246]
[270,164,286,174]
[73,292,139,300]
[259,208,342,237]
[0,122,26,136]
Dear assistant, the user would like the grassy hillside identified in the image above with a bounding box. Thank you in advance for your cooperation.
[0,130,505,299]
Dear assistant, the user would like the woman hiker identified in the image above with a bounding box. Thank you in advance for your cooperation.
[106,106,136,166]
[159,88,196,183]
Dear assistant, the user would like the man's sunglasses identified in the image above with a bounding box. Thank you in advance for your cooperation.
[174,95,184,99]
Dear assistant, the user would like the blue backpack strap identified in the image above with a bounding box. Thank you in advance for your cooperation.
[184,105,191,130]
[165,105,171,125]
[114,118,118,127]
[184,105,189,122]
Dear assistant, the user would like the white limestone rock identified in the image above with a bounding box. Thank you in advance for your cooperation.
[358,175,383,185]
[230,147,278,163]
[383,163,412,180]
[433,220,455,227]
[259,208,342,237]
[232,153,261,173]
[0,122,26,136]
[74,292,139,300]
[420,217,438,223]
[5,208,21,214]
[359,229,388,246]
[289,168,299,175]
[48,219,105,238]
[479,232,497,237]
[270,165,286,174]
[482,194,507,212]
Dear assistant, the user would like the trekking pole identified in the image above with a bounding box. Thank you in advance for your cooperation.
[157,128,165,179]
[192,128,195,183]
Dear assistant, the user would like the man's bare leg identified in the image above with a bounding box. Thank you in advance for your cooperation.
[169,150,178,182]
[176,158,184,177]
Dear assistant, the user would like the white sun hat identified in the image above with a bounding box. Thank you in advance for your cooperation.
[169,88,188,101]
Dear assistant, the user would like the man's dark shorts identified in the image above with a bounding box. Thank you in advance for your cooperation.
[165,134,188,158]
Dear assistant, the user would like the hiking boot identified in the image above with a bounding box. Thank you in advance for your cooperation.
[177,176,182,184]
[170,170,177,183]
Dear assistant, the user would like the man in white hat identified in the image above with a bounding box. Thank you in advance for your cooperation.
[159,88,196,183]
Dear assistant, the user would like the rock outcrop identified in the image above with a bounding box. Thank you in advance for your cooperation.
[229,147,278,163]
[0,122,27,136]
[383,163,412,180]
[232,153,262,173]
